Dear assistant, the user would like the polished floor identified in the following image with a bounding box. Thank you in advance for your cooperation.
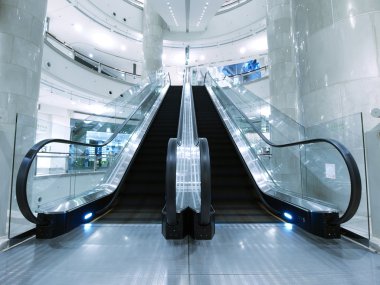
[0,223,379,285]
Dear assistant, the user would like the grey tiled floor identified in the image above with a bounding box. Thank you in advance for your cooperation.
[0,223,379,285]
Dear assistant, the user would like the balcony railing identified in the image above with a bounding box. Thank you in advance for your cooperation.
[45,32,141,82]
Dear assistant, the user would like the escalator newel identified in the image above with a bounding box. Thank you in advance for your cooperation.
[162,68,215,240]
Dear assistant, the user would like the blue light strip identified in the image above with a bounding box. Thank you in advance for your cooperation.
[84,212,93,220]
[284,212,293,220]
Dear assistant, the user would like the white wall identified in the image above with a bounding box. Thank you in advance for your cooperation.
[266,0,380,241]
[244,78,270,102]
[42,41,134,99]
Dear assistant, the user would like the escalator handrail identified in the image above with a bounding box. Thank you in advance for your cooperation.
[205,72,361,225]
[16,80,164,225]
[165,138,177,225]
[199,138,211,225]
[177,69,199,146]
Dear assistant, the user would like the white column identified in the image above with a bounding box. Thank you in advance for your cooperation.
[0,0,48,241]
[142,0,164,77]
[266,0,303,196]
[266,0,301,123]
[292,0,380,243]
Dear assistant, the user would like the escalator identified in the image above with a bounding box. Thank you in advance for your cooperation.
[16,74,173,238]
[203,72,362,238]
[193,86,279,223]
[15,69,362,240]
[96,86,182,223]
[16,69,212,239]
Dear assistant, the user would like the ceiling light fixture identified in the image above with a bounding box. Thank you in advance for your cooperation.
[251,36,268,52]
[74,24,83,32]
[168,4,178,27]
[92,32,115,49]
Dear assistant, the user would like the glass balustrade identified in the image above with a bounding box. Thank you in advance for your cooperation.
[45,33,141,82]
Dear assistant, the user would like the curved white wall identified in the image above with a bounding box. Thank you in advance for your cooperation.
[41,41,134,99]
[292,0,380,242]
[47,0,268,72]
[163,0,267,45]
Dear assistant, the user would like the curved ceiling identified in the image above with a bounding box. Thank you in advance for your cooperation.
[46,0,268,69]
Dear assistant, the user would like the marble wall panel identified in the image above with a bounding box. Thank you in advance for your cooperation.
[0,0,47,239]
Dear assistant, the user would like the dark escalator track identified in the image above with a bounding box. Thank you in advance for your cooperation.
[96,86,182,224]
[193,86,279,223]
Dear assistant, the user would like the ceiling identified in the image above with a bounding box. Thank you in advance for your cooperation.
[41,0,268,118]
[46,0,267,69]
[149,0,226,32]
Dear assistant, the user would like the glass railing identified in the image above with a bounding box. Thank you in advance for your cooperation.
[224,66,269,85]
[204,72,362,227]
[16,72,170,224]
[45,32,141,82]
[123,0,251,12]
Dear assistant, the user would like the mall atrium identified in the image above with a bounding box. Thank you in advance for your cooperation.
[0,0,380,284]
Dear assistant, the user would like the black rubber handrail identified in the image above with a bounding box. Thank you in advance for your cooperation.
[165,138,178,225]
[16,82,161,225]
[199,138,211,225]
[177,69,199,146]
[205,72,361,225]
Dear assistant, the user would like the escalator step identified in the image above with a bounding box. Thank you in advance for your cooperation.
[192,86,280,224]
[95,86,182,224]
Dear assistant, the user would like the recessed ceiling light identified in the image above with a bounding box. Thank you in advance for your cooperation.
[74,24,83,32]
[89,53,94,58]
[121,45,126,51]
[92,33,114,49]
[200,55,205,60]
[240,47,246,54]
[251,36,268,51]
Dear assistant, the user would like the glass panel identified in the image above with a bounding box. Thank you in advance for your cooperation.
[305,114,368,237]
[32,84,161,213]
[74,52,100,72]
[100,64,126,81]
[10,114,38,237]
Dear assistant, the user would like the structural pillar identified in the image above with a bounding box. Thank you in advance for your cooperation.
[0,0,48,242]
[142,0,164,78]
[266,0,303,195]
[266,0,301,123]
[292,0,380,243]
